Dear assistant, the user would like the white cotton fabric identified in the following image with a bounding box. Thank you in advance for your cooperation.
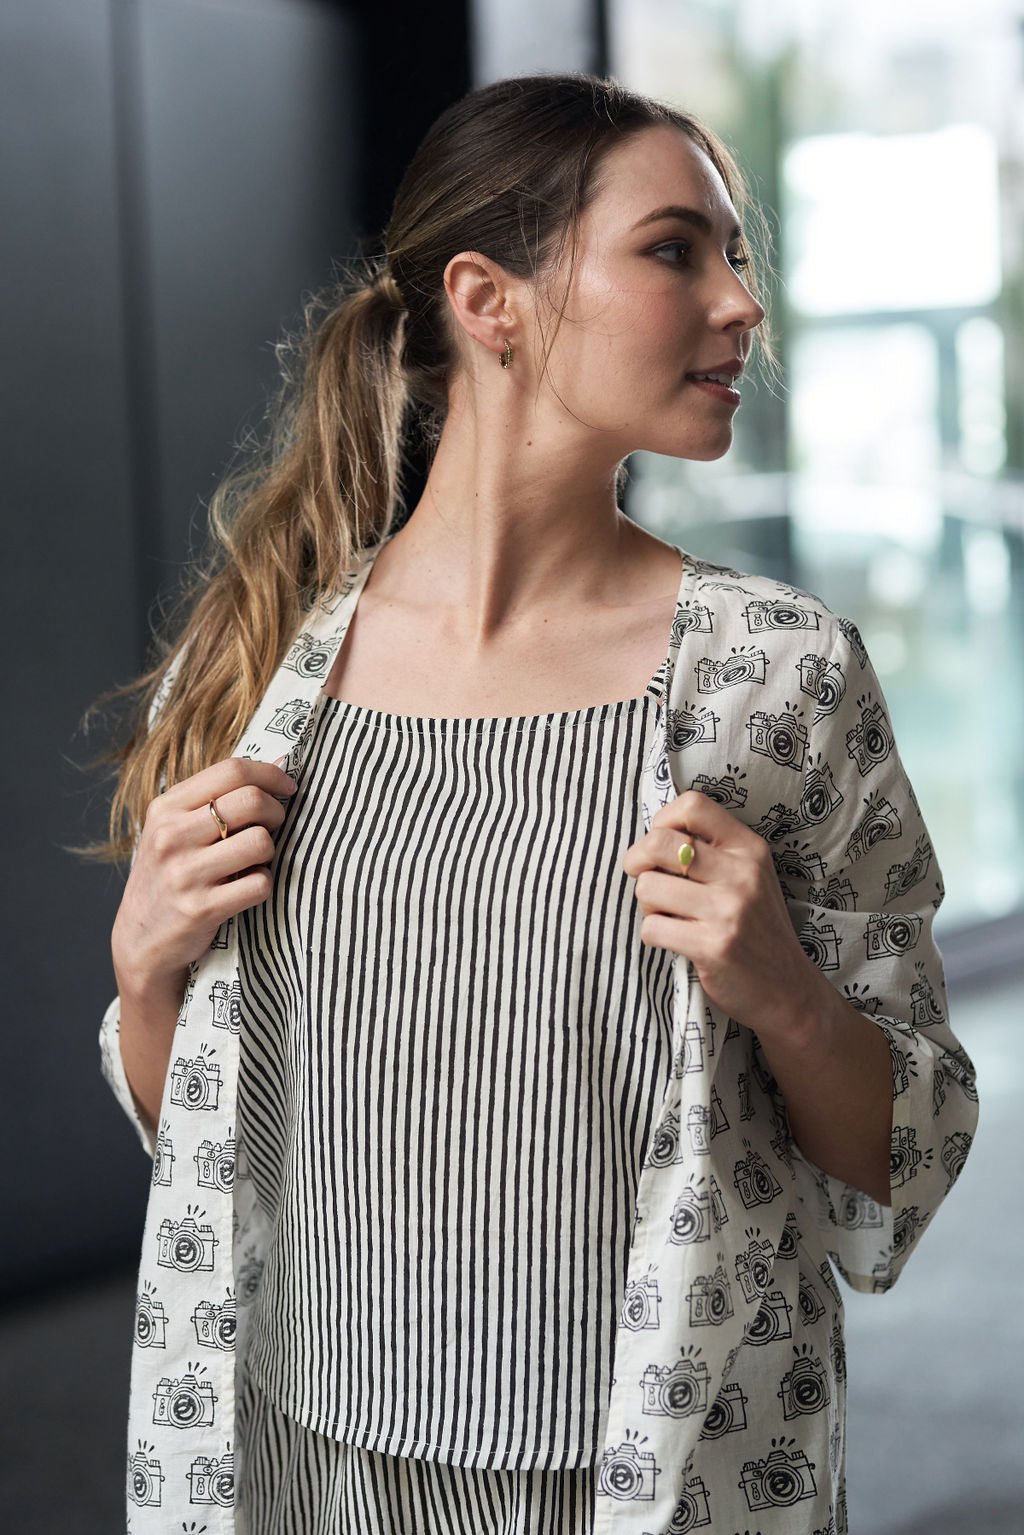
[99,530,979,1535]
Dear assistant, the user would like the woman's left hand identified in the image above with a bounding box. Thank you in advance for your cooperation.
[622,789,821,1040]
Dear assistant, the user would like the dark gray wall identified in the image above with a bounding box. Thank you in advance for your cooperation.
[0,0,469,1301]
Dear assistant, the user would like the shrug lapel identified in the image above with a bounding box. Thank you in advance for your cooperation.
[126,538,388,1534]
[593,599,791,1535]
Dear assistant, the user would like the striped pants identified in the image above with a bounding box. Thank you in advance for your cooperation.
[236,1364,597,1535]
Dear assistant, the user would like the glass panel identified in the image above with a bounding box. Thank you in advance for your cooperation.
[610,0,1024,936]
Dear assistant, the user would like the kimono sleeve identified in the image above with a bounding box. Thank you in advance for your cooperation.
[97,657,185,1161]
[777,616,979,1294]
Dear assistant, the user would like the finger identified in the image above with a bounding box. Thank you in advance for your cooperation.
[635,868,705,921]
[199,783,289,840]
[198,823,278,879]
[651,788,748,849]
[160,756,297,814]
[204,866,276,926]
[626,827,718,884]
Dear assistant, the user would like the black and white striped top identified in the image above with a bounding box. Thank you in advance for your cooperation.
[237,659,678,1471]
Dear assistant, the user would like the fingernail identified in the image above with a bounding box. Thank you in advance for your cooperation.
[272,754,288,767]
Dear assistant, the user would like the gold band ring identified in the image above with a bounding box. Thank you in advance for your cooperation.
[209,798,229,840]
[677,837,695,876]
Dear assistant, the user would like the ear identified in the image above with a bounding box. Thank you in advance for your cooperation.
[442,250,521,361]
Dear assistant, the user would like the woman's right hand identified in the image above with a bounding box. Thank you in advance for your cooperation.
[111,755,298,999]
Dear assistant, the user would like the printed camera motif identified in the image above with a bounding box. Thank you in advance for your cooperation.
[846,794,903,862]
[209,915,233,950]
[941,1129,973,1190]
[694,647,769,693]
[800,759,844,825]
[910,962,944,1028]
[189,1449,234,1506]
[235,1248,265,1306]
[152,1127,175,1188]
[866,912,923,960]
[837,1187,884,1231]
[798,1273,826,1326]
[845,697,894,776]
[621,1273,661,1331]
[743,599,821,634]
[734,1231,775,1304]
[740,1443,818,1511]
[647,1109,686,1169]
[806,876,857,911]
[152,1370,217,1430]
[747,708,808,773]
[687,1265,734,1327]
[798,918,841,973]
[733,1146,783,1210]
[666,702,720,753]
[266,697,311,741]
[192,1294,237,1351]
[892,1205,923,1257]
[668,1183,715,1246]
[157,1215,218,1274]
[665,1474,712,1531]
[169,1055,222,1112]
[672,599,714,635]
[890,1125,928,1189]
[755,802,804,845]
[195,1135,236,1193]
[745,1289,793,1347]
[209,979,242,1034]
[700,1381,749,1441]
[135,1290,168,1349]
[127,1446,165,1508]
[778,1346,830,1419]
[641,1350,710,1418]
[885,836,933,902]
[690,768,748,809]
[797,653,846,716]
[597,1441,659,1501]
[283,631,334,679]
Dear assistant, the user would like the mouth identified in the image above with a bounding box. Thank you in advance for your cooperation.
[685,371,742,405]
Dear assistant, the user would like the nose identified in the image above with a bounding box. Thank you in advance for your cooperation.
[710,262,766,337]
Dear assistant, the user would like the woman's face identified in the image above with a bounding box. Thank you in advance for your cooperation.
[535,124,766,462]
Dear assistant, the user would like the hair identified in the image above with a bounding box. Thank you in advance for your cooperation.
[82,70,777,865]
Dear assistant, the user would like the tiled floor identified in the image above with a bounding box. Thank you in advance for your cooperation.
[1,972,1019,1534]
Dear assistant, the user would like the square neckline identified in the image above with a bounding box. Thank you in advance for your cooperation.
[317,537,692,733]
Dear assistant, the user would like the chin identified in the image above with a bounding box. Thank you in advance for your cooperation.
[672,431,735,463]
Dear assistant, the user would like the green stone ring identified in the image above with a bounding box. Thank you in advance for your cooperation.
[677,838,695,875]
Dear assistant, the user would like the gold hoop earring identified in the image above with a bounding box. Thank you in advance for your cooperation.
[500,338,513,369]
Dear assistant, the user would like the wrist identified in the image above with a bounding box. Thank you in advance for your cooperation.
[755,958,837,1065]
[113,953,190,1018]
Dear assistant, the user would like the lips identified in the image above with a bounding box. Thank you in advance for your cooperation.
[685,361,744,384]
[688,371,739,387]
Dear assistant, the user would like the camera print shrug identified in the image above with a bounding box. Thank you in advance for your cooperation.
[99,538,978,1535]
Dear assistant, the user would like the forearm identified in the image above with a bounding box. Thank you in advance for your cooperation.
[114,966,188,1135]
[755,963,894,1208]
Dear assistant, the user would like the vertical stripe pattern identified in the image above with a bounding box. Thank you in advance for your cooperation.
[237,667,676,1471]
[236,1361,596,1535]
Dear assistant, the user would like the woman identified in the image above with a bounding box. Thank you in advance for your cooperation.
[94,72,978,1535]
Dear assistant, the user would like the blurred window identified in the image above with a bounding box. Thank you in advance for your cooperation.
[611,0,1024,933]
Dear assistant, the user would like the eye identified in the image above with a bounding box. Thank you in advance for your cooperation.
[653,240,751,274]
[653,240,692,264]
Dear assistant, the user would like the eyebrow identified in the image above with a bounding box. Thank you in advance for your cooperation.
[631,204,743,241]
